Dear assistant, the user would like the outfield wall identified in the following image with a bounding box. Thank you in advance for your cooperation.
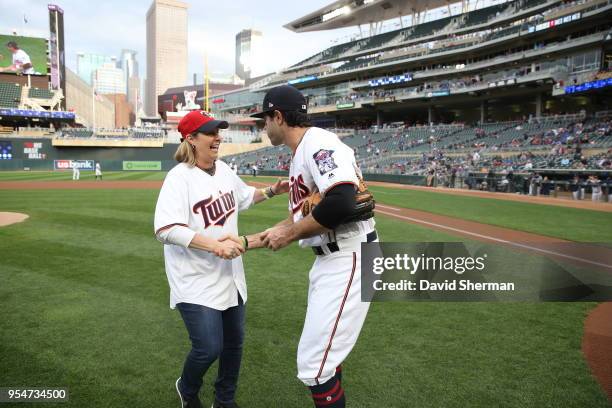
[0,137,274,172]
[0,138,179,171]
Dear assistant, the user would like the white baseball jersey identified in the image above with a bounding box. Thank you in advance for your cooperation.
[154,161,255,310]
[288,127,375,387]
[12,49,34,74]
[288,127,375,248]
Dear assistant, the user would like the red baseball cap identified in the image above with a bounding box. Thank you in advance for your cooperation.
[177,110,229,140]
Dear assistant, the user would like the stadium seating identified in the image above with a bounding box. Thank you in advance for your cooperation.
[61,128,94,138]
[462,3,510,27]
[287,3,514,70]
[55,127,166,140]
[521,0,550,9]
[221,113,612,175]
[403,16,453,41]
[0,83,22,108]
[283,0,578,81]
[28,87,54,99]
[357,30,404,52]
[336,57,378,72]
[130,128,164,138]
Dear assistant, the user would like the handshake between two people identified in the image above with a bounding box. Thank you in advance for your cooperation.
[213,224,295,260]
[211,177,295,260]
[212,234,246,260]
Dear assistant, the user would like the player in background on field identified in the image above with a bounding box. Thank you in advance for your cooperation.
[94,162,102,180]
[72,163,80,181]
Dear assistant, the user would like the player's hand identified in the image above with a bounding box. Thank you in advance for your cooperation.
[271,178,290,195]
[260,225,294,251]
[213,239,245,260]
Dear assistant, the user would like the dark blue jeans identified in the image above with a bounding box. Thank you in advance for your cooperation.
[176,295,245,403]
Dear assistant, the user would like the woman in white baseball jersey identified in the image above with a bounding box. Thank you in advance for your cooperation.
[154,110,288,408]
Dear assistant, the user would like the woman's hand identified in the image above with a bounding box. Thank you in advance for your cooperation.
[213,237,245,260]
[271,178,290,195]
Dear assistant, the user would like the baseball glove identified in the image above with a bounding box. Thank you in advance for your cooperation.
[302,177,375,223]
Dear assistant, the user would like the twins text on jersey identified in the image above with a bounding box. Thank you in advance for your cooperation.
[289,174,311,214]
[193,190,236,228]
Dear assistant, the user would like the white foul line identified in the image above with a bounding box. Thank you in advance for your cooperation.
[376,208,612,271]
[376,204,401,212]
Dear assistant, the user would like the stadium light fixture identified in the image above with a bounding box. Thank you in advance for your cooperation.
[322,5,352,22]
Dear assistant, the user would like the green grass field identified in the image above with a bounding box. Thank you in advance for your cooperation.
[0,172,610,407]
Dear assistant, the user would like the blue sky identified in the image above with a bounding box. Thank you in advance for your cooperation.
[0,0,358,81]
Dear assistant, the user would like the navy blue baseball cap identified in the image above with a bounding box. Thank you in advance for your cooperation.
[250,85,307,119]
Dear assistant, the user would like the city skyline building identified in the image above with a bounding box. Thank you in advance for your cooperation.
[120,49,141,113]
[93,62,126,95]
[145,0,189,116]
[76,53,116,85]
[235,29,263,81]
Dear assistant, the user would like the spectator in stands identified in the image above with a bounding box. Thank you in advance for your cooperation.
[0,41,35,75]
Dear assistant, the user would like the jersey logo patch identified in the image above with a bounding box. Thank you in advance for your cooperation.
[193,190,236,228]
[313,149,338,175]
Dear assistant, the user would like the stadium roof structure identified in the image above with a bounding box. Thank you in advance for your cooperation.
[284,0,458,32]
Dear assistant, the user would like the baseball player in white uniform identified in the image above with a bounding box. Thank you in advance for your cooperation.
[94,162,102,180]
[154,110,289,408]
[0,41,35,75]
[72,162,80,180]
[244,86,377,407]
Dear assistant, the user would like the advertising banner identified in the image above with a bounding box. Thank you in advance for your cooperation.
[122,161,162,171]
[54,160,94,170]
[23,142,47,159]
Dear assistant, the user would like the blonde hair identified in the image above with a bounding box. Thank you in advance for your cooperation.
[174,138,197,166]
